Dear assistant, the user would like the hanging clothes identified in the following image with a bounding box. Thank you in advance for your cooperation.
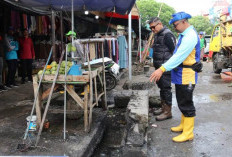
[22,14,28,29]
[45,16,51,34]
[118,35,128,68]
[112,39,117,62]
[27,15,31,33]
[31,16,36,32]
[41,16,46,35]
[115,40,119,64]
[11,10,21,30]
[38,16,43,35]
[104,40,109,57]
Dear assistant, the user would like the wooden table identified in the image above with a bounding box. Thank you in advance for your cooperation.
[32,66,107,132]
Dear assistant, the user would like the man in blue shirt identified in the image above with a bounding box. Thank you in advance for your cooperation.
[150,12,201,143]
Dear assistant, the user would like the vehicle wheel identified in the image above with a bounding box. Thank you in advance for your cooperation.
[105,74,117,91]
[67,96,83,120]
[213,53,222,74]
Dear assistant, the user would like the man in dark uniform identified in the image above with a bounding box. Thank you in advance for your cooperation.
[149,17,176,121]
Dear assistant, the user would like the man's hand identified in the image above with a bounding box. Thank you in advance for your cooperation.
[149,68,164,82]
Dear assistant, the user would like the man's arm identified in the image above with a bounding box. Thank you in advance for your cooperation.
[164,33,176,52]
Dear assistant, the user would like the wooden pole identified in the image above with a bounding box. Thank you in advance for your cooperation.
[51,10,56,61]
[60,11,64,53]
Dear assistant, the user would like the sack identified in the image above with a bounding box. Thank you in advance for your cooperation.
[179,62,203,73]
[191,62,203,72]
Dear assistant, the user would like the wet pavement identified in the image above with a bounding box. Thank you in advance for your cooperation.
[148,62,232,157]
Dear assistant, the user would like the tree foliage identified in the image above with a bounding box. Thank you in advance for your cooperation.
[136,0,176,32]
[189,16,214,35]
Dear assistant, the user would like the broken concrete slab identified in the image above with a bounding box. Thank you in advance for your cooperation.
[126,128,144,146]
[123,81,154,90]
[127,91,149,126]
[124,90,149,153]
[113,90,132,108]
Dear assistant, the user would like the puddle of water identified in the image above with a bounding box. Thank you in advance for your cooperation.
[172,93,232,105]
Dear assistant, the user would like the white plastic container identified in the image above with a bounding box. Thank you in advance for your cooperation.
[26,115,37,131]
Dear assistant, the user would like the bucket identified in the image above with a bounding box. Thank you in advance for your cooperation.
[68,64,82,75]
[26,115,37,131]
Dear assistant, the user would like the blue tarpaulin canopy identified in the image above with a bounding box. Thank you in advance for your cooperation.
[4,0,136,15]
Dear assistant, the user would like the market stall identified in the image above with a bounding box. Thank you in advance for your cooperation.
[2,0,137,148]
[33,65,107,132]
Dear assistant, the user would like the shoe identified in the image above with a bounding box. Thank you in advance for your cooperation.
[171,114,185,132]
[156,103,172,121]
[172,117,195,143]
[12,83,19,87]
[5,84,12,89]
[0,85,7,91]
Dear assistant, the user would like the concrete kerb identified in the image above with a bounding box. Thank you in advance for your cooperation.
[65,109,107,157]
[123,91,149,156]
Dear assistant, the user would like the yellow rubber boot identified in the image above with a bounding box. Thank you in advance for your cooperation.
[172,117,194,143]
[171,114,185,132]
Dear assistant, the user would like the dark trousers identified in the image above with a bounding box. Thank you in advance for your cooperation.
[175,84,196,117]
[21,59,33,81]
[156,72,172,106]
[0,57,3,86]
[6,59,18,85]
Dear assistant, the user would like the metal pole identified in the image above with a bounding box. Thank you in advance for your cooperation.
[60,11,66,140]
[64,46,68,140]
[71,0,75,58]
[128,11,132,81]
[71,0,74,43]
[51,10,56,61]
[60,11,64,52]
[139,15,142,63]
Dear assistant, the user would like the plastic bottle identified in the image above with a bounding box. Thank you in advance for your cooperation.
[188,82,192,91]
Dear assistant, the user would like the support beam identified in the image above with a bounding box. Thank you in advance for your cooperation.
[128,11,132,81]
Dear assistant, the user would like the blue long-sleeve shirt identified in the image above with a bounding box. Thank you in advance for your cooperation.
[161,26,198,71]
